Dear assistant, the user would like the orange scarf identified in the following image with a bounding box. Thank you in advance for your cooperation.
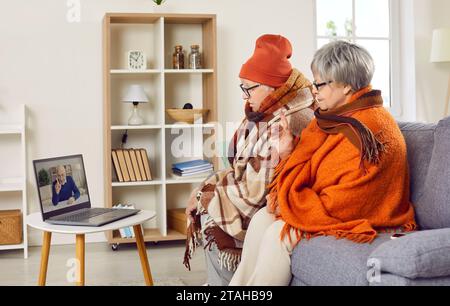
[268,89,417,246]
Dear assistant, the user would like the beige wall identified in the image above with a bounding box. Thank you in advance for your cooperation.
[414,0,450,123]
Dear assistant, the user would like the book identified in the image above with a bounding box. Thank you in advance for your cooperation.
[124,227,132,238]
[111,150,124,182]
[123,149,136,182]
[113,204,128,238]
[135,149,148,181]
[114,204,136,238]
[139,149,153,180]
[172,159,212,171]
[115,149,130,182]
[124,204,136,237]
[129,149,142,181]
[172,169,213,177]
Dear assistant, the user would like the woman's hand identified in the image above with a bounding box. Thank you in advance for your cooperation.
[271,112,295,161]
[185,187,200,223]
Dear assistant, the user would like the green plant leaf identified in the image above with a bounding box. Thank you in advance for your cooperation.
[153,0,165,5]
[38,169,50,187]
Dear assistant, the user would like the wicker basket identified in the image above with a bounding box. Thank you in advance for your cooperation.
[166,109,209,124]
[0,210,23,245]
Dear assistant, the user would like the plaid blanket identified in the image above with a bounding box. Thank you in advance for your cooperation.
[184,69,315,271]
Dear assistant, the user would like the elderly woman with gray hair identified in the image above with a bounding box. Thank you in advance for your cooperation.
[230,40,417,286]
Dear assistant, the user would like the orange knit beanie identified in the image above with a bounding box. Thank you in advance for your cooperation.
[239,34,293,88]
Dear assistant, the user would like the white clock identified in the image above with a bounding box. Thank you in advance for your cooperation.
[127,50,147,70]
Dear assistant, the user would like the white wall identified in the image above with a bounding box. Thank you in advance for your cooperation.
[0,0,315,246]
[414,0,450,123]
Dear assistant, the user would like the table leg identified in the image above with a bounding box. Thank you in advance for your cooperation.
[133,224,153,286]
[38,231,52,286]
[75,234,85,286]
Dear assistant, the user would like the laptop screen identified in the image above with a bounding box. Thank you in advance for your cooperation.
[33,155,91,219]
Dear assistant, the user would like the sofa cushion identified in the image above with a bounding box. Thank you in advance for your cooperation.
[398,121,436,206]
[412,117,450,229]
[369,228,450,279]
[291,233,392,286]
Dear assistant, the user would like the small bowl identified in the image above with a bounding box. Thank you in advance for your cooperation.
[166,108,209,124]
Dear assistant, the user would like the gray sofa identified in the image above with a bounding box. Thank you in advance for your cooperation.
[204,117,450,286]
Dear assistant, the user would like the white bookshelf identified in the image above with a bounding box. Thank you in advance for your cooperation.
[0,104,28,258]
[103,13,218,247]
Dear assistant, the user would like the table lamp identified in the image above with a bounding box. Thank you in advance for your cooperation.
[123,85,149,125]
[430,28,450,117]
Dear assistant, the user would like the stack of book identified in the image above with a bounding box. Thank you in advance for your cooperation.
[111,148,152,183]
[112,204,143,238]
[172,159,213,177]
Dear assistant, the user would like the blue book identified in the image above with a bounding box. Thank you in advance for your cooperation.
[172,160,212,171]
[173,169,213,177]
[172,164,213,173]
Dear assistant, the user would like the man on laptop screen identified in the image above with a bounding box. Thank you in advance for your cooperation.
[52,165,81,206]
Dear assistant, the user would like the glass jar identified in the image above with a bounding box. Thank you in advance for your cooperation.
[188,45,202,69]
[173,45,184,69]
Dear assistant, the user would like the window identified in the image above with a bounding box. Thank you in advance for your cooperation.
[315,0,397,107]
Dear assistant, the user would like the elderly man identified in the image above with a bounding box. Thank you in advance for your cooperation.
[51,165,80,206]
[183,34,316,285]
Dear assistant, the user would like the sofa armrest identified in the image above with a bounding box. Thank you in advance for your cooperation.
[369,229,450,279]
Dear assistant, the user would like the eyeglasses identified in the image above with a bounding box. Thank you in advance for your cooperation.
[313,81,333,91]
[240,83,260,99]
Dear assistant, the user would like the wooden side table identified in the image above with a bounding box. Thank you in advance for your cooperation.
[27,210,155,286]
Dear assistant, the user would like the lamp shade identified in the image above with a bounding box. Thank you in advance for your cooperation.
[430,28,450,63]
[122,85,149,103]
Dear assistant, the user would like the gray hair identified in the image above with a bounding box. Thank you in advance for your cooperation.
[311,40,375,91]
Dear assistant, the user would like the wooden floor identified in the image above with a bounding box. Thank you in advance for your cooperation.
[0,241,206,286]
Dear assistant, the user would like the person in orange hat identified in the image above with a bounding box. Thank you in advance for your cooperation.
[184,34,315,285]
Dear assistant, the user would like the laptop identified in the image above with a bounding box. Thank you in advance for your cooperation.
[33,154,139,226]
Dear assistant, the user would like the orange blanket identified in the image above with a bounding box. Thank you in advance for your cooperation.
[268,90,417,245]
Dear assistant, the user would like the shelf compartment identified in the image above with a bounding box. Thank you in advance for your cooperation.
[111,129,163,183]
[165,126,216,177]
[112,185,163,229]
[167,184,200,209]
[110,19,163,70]
[111,74,163,126]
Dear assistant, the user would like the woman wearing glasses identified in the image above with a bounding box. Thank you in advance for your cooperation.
[229,40,416,285]
[184,34,315,285]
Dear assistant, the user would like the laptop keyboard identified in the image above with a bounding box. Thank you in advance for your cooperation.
[59,208,115,222]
